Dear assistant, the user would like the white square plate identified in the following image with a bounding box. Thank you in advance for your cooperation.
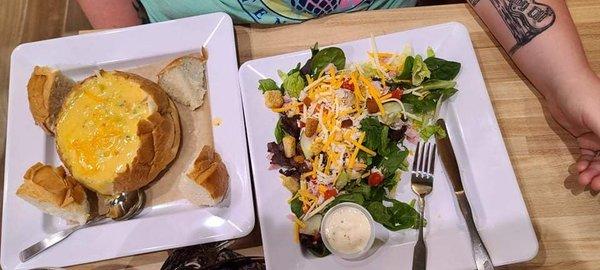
[2,13,254,270]
[239,22,538,269]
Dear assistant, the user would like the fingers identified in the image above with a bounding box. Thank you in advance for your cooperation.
[576,151,595,172]
[576,133,600,172]
[578,160,600,187]
[592,175,600,191]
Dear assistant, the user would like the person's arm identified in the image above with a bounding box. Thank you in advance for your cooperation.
[76,0,141,29]
[469,0,600,190]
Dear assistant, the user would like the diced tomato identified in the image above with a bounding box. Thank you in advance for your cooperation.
[299,121,306,128]
[368,172,383,186]
[324,189,338,200]
[390,88,403,99]
[341,78,354,90]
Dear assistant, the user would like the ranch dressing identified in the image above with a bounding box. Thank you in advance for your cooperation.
[322,204,372,255]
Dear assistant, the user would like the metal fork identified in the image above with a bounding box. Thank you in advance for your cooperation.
[411,141,437,270]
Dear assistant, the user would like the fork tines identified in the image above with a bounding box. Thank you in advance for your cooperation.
[411,141,437,179]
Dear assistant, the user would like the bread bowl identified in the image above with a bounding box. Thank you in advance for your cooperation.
[54,70,181,195]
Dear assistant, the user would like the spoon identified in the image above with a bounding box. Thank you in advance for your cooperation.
[19,190,146,262]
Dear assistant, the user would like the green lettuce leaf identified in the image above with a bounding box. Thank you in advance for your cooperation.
[411,55,431,86]
[258,78,279,93]
[282,71,305,98]
[274,118,285,144]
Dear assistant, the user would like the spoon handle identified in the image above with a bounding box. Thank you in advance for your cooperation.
[19,215,105,262]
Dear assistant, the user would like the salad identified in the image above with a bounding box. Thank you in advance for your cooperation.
[258,41,461,257]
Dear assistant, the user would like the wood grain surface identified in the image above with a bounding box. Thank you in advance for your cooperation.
[1,1,599,269]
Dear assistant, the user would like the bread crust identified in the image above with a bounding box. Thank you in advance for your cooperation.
[185,145,229,202]
[16,162,90,224]
[157,51,207,78]
[27,66,75,134]
[56,70,181,195]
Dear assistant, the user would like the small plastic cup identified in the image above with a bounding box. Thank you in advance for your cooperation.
[320,202,376,260]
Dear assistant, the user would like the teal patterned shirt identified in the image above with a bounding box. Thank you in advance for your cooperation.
[140,0,416,24]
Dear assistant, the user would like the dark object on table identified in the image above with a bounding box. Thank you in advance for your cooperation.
[161,241,265,270]
[417,0,465,6]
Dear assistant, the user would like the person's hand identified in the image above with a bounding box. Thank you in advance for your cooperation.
[545,76,600,191]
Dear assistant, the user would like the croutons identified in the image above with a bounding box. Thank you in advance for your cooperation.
[366,98,379,113]
[264,90,283,109]
[281,175,300,194]
[282,135,296,158]
[302,97,312,107]
[341,119,353,128]
[305,118,318,137]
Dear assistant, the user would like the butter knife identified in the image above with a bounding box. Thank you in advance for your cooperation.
[436,119,494,270]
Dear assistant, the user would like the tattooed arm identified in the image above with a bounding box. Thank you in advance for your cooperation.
[470,0,600,190]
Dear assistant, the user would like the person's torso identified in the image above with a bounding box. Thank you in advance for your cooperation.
[140,0,417,24]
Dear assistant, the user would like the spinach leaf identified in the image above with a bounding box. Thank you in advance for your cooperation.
[401,83,458,115]
[324,193,365,212]
[401,93,437,114]
[433,87,458,100]
[421,79,456,90]
[359,117,386,152]
[411,55,431,86]
[378,145,409,178]
[369,185,386,202]
[258,78,279,93]
[359,117,409,176]
[290,197,303,218]
[350,182,371,198]
[397,56,414,80]
[424,57,461,80]
[310,42,320,57]
[380,126,389,151]
[282,71,306,98]
[367,198,421,231]
[384,170,403,188]
[332,193,365,205]
[311,47,346,75]
[288,63,302,75]
[357,151,373,167]
[274,118,285,144]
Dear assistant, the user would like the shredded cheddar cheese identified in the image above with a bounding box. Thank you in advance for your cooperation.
[360,76,385,114]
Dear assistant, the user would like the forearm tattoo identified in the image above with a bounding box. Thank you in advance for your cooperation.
[471,0,556,54]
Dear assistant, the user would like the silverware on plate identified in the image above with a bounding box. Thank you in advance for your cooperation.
[410,141,437,270]
[436,119,494,270]
[19,190,146,262]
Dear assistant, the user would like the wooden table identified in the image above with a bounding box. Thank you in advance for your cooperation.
[2,1,600,269]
